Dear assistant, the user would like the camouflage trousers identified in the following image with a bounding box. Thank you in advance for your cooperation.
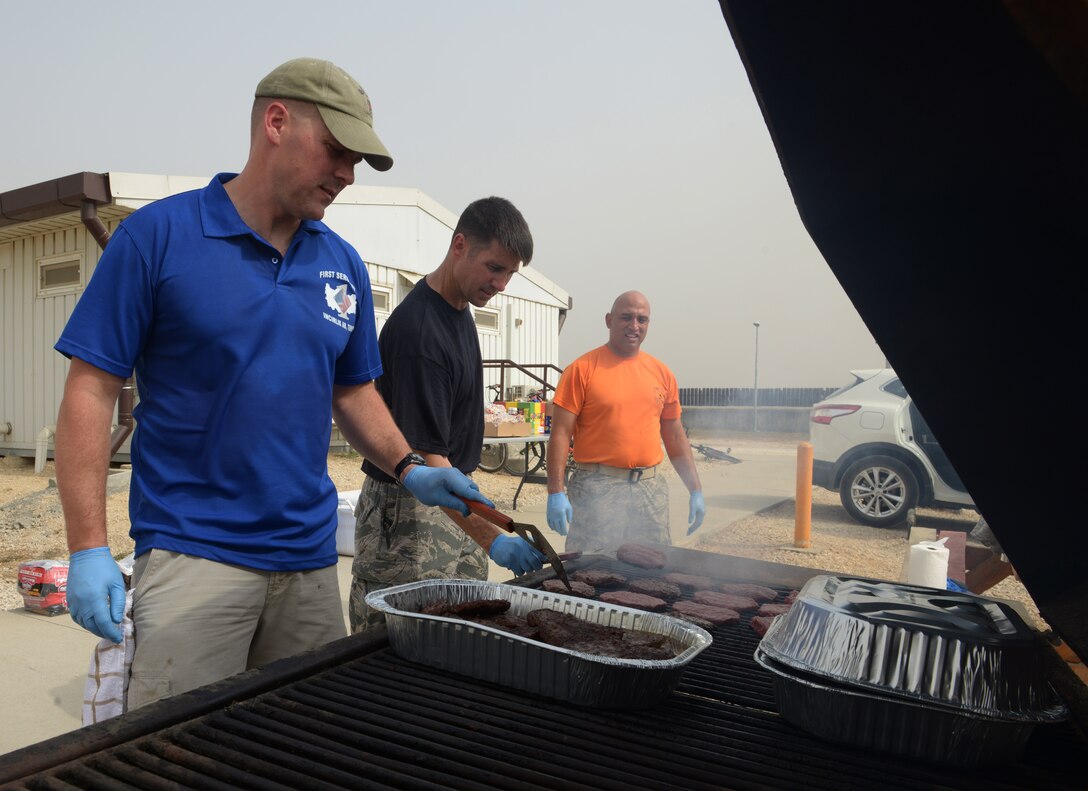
[564,468,671,555]
[349,476,488,633]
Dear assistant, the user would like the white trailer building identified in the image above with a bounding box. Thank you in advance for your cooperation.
[0,172,570,462]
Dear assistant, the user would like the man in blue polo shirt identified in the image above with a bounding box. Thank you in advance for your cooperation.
[53,58,492,710]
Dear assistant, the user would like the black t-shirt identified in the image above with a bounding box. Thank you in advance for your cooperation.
[361,278,484,482]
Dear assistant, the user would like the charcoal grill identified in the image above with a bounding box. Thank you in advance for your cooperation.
[1,548,1083,790]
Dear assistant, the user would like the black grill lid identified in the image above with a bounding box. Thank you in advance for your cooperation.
[716,0,1088,660]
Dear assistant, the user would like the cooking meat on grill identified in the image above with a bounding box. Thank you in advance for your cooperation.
[543,579,596,598]
[670,612,717,631]
[757,602,792,617]
[693,590,759,612]
[785,590,800,604]
[616,632,675,660]
[468,612,540,638]
[716,583,778,602]
[526,609,585,644]
[600,591,669,612]
[750,615,777,637]
[616,543,667,569]
[418,598,511,618]
[420,598,452,615]
[448,599,511,617]
[662,572,714,591]
[671,600,741,626]
[526,609,677,659]
[629,578,683,600]
[612,641,675,661]
[571,569,628,587]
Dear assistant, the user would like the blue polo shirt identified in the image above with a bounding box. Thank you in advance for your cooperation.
[56,174,382,571]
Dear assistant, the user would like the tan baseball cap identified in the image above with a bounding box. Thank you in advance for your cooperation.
[255,58,393,172]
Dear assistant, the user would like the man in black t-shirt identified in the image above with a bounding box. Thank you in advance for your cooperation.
[349,197,544,632]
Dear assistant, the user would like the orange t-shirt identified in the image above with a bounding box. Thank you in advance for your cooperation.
[553,345,681,468]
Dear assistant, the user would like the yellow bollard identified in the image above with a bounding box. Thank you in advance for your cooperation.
[795,442,813,548]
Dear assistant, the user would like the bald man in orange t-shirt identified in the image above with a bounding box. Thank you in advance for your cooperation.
[546,291,705,553]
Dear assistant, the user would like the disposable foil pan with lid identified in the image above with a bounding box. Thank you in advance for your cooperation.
[758,574,1068,719]
[366,579,712,709]
[754,647,1055,767]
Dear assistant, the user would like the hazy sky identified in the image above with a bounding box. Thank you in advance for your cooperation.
[1,0,886,388]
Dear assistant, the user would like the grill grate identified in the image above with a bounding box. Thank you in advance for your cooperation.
[2,557,1085,791]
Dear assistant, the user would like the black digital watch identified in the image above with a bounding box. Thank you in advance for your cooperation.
[393,452,427,483]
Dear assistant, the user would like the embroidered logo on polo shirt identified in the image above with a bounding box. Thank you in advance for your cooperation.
[320,271,357,332]
[325,283,356,319]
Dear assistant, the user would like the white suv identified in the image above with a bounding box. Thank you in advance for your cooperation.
[810,369,975,528]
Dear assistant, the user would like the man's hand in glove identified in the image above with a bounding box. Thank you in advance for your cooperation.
[547,492,572,536]
[687,491,706,535]
[489,534,545,576]
[403,466,494,516]
[67,547,126,643]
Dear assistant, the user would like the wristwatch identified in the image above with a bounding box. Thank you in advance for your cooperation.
[394,452,427,483]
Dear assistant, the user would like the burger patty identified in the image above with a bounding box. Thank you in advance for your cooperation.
[757,602,793,617]
[600,590,669,612]
[616,543,667,569]
[663,572,714,591]
[629,578,683,601]
[716,583,778,602]
[670,600,742,626]
[693,590,759,612]
[526,609,676,660]
[543,579,596,598]
[750,615,777,637]
[670,611,717,631]
[571,569,628,587]
[419,598,512,618]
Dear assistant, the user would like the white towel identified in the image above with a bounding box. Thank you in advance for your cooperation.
[81,589,135,725]
[336,489,362,556]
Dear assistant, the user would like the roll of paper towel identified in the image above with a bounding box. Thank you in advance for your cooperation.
[905,538,950,589]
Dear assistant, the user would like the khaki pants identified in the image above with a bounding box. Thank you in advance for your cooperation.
[565,469,671,554]
[128,550,346,710]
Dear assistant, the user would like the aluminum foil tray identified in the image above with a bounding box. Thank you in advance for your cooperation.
[759,574,1068,720]
[755,648,1064,767]
[365,579,712,709]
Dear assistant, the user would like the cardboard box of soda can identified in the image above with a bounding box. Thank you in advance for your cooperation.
[484,399,551,436]
[506,401,549,435]
[17,559,69,616]
[483,421,534,437]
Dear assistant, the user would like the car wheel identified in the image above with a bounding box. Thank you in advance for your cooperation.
[838,455,919,528]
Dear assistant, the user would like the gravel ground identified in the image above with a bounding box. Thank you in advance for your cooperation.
[0,446,1046,630]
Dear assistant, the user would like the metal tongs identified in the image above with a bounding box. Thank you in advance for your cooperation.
[458,497,572,591]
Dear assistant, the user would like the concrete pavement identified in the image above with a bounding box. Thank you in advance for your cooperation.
[0,434,804,756]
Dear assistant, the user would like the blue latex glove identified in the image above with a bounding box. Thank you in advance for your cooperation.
[489,534,546,576]
[687,491,706,535]
[403,466,494,516]
[547,492,572,536]
[67,547,126,643]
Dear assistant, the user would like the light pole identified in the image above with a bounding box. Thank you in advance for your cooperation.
[752,321,760,432]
